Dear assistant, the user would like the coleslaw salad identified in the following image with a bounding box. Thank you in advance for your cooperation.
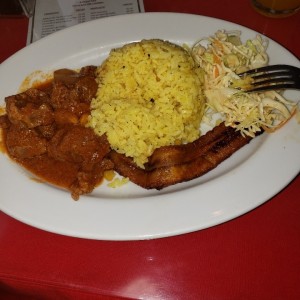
[191,30,298,137]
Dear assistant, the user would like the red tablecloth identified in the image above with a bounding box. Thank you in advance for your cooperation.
[1,1,300,299]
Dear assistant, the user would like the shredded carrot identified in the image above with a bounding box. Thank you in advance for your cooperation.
[212,40,223,52]
[213,66,219,78]
[213,54,221,64]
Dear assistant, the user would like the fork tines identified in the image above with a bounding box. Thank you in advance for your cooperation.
[239,64,300,93]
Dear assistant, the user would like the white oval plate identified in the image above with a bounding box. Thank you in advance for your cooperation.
[0,13,299,240]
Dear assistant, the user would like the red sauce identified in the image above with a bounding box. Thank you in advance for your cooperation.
[0,66,109,199]
[16,154,80,189]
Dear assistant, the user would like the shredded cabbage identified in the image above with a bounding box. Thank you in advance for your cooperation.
[191,30,297,137]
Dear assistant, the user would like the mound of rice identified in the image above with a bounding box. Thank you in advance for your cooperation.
[88,39,206,167]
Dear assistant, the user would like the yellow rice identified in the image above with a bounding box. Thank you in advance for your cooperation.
[88,39,206,167]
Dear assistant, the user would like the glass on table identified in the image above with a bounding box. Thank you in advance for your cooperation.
[251,0,300,17]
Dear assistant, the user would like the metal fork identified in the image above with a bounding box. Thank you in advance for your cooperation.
[238,64,300,93]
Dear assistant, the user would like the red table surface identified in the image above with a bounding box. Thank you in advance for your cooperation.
[0,0,300,299]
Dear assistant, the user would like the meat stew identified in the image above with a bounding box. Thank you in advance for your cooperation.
[0,66,113,200]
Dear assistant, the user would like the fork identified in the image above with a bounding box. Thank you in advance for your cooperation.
[238,64,300,93]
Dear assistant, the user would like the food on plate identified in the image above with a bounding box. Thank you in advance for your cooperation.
[191,30,297,137]
[0,34,297,199]
[109,122,256,189]
[0,66,113,200]
[88,39,206,167]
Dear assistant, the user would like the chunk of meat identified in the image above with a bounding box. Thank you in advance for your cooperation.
[5,125,47,159]
[70,158,114,200]
[36,123,57,139]
[79,65,97,77]
[50,81,80,110]
[54,109,79,125]
[50,66,97,114]
[24,88,51,104]
[47,124,113,200]
[74,76,98,103]
[54,69,81,86]
[50,80,96,116]
[53,66,97,86]
[5,89,54,128]
[48,125,111,171]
